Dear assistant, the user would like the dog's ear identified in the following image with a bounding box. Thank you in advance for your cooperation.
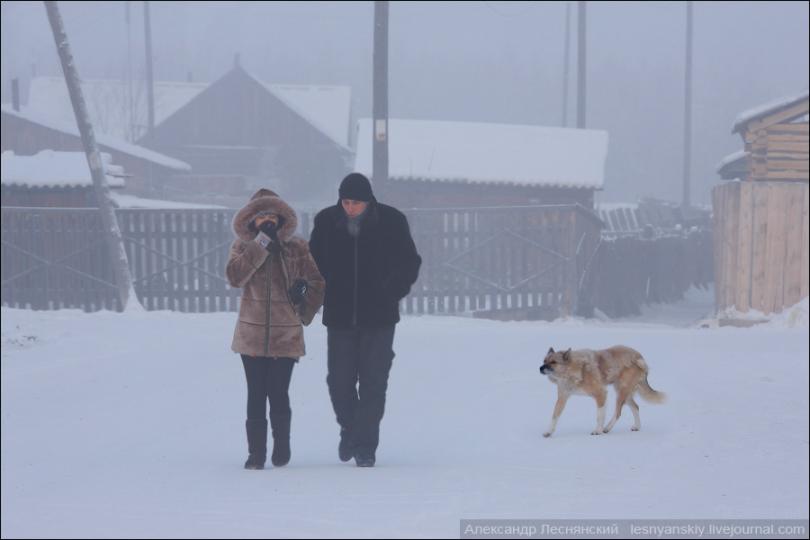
[547,347,554,354]
[563,348,571,362]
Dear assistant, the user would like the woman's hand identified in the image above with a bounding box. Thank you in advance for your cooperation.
[288,279,308,305]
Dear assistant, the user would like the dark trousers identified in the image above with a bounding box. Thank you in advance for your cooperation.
[241,355,296,420]
[326,325,396,456]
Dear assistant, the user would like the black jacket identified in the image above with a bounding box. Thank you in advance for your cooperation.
[309,200,422,328]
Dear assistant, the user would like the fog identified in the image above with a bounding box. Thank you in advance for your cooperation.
[2,1,808,205]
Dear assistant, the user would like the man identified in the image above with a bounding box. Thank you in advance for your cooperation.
[309,173,422,467]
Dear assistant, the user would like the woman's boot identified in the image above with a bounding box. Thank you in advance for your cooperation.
[244,419,268,470]
[269,411,291,467]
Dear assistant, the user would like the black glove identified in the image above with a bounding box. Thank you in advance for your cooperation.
[288,278,308,305]
[259,221,279,239]
[254,222,281,252]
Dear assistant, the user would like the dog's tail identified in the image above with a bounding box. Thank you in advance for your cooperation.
[636,374,666,404]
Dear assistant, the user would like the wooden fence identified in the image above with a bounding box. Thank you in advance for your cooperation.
[585,229,714,318]
[1,207,240,312]
[2,204,603,319]
[3,207,122,311]
[401,204,602,319]
[712,181,809,314]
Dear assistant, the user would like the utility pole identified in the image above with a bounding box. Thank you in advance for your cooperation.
[577,1,586,129]
[144,0,155,139]
[125,1,135,142]
[11,78,20,111]
[44,1,140,311]
[562,2,571,127]
[372,1,389,195]
[682,0,693,209]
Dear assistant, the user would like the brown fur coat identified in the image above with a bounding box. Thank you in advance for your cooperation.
[226,189,324,358]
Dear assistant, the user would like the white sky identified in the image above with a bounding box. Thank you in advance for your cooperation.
[2,1,808,205]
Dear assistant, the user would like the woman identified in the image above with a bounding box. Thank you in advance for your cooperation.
[226,188,324,470]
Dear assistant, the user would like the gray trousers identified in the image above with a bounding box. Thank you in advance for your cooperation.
[326,325,396,455]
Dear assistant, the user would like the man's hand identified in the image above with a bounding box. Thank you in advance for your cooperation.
[288,279,308,305]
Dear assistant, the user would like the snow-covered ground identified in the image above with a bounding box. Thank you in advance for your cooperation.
[2,303,808,538]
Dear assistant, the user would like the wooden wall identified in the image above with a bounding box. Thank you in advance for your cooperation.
[747,122,809,182]
[712,181,809,314]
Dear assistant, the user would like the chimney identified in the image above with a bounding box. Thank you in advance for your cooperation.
[11,78,20,111]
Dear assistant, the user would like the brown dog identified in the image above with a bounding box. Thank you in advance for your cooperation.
[539,346,666,437]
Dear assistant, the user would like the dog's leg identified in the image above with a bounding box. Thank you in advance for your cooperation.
[604,396,625,434]
[628,396,641,431]
[604,388,631,433]
[591,391,607,435]
[543,389,569,438]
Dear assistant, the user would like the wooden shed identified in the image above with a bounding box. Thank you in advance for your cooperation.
[1,150,126,208]
[1,105,190,197]
[712,91,809,315]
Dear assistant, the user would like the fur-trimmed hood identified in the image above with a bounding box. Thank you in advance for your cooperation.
[225,188,325,358]
[232,189,298,242]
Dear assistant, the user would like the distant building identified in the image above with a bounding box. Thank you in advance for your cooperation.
[25,68,353,204]
[712,90,809,316]
[138,66,352,203]
[718,90,808,182]
[1,105,190,198]
[353,118,608,209]
[1,150,125,208]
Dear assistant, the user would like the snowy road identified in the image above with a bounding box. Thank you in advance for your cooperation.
[2,306,808,538]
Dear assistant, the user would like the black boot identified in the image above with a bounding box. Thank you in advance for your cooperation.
[338,428,354,462]
[244,419,267,470]
[354,448,376,468]
[270,411,291,467]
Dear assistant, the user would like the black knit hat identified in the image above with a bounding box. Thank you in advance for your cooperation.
[339,173,374,202]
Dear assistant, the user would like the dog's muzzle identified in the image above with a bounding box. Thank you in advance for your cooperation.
[539,365,550,375]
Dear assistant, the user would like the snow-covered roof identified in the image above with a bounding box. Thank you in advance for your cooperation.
[1,150,126,189]
[1,104,191,171]
[716,149,749,179]
[596,203,640,234]
[262,83,351,149]
[26,76,205,142]
[25,75,352,149]
[354,119,608,189]
[596,202,638,211]
[716,149,747,171]
[732,90,809,134]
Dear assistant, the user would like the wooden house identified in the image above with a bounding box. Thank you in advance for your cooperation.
[712,91,809,316]
[353,118,608,209]
[136,66,352,203]
[24,69,353,205]
[1,150,126,208]
[1,105,190,197]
